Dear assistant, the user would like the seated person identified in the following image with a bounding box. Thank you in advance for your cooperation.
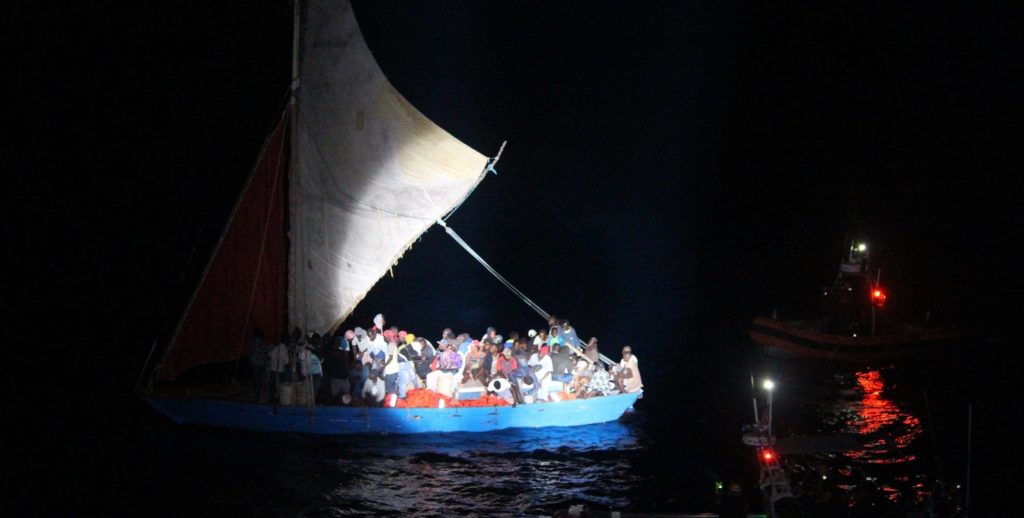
[580,362,617,398]
[549,343,575,385]
[426,342,462,396]
[462,340,488,384]
[612,345,643,393]
[495,347,518,378]
[572,356,594,393]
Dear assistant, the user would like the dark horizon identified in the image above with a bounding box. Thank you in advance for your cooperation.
[18,0,1019,383]
[17,1,1023,515]
[13,0,1018,390]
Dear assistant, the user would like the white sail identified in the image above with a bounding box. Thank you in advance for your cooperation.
[290,0,489,334]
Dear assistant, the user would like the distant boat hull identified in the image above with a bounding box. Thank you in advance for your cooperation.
[145,391,642,435]
[750,317,959,363]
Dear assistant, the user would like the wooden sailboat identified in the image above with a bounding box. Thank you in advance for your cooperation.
[138,0,640,434]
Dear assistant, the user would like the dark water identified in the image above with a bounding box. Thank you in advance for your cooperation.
[47,331,1013,518]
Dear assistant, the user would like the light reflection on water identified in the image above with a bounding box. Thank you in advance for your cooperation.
[264,421,645,517]
[808,367,929,507]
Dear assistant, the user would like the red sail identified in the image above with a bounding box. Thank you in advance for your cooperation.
[159,115,288,380]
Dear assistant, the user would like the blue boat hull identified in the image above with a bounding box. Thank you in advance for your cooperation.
[145,391,642,435]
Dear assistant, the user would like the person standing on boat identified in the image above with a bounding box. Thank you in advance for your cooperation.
[268,339,290,401]
[534,329,548,347]
[367,327,386,358]
[533,345,554,399]
[584,337,601,365]
[547,315,560,333]
[395,341,417,398]
[298,340,323,400]
[560,320,581,349]
[547,326,564,348]
[481,326,503,348]
[249,328,270,403]
[382,340,401,396]
[324,333,351,403]
[612,346,643,393]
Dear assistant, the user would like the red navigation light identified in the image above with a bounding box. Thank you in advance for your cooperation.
[871,287,887,307]
[762,450,774,461]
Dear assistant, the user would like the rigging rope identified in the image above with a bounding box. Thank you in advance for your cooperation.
[438,141,615,366]
[436,219,550,320]
[437,219,615,366]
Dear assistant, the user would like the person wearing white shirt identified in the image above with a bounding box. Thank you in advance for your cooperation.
[533,345,554,398]
[382,341,401,395]
[613,346,643,393]
[269,342,290,400]
[362,371,385,405]
[368,328,387,356]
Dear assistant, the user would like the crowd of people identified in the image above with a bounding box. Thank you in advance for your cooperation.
[248,314,643,407]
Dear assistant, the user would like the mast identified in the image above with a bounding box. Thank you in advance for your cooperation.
[288,0,301,337]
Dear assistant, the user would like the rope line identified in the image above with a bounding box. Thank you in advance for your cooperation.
[437,220,615,366]
[437,220,550,320]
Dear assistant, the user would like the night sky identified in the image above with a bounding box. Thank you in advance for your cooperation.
[15,0,1019,392]
[18,0,1023,504]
